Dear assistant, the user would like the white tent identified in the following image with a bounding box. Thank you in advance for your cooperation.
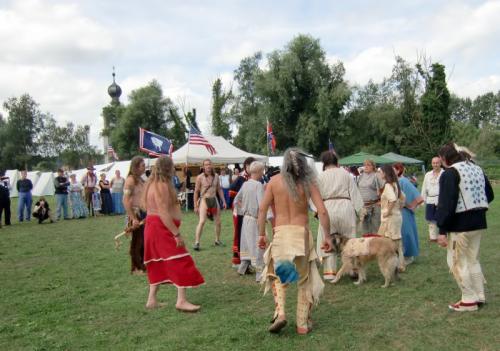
[106,160,131,180]
[172,136,267,165]
[5,170,19,197]
[27,171,40,189]
[268,156,321,175]
[94,162,115,173]
[32,172,55,197]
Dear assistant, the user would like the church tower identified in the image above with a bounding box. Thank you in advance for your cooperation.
[103,67,122,162]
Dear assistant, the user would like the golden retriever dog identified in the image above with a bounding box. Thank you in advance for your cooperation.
[330,234,399,288]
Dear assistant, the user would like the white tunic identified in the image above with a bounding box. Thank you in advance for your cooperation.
[315,167,364,258]
[421,169,443,205]
[233,179,265,265]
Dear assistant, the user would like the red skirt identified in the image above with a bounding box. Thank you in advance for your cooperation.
[144,215,205,287]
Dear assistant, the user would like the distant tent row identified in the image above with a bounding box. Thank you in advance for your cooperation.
[3,137,423,198]
[5,162,120,198]
[4,136,268,198]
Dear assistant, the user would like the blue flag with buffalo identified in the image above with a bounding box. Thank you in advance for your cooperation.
[139,128,173,156]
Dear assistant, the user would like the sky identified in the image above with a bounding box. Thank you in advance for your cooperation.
[0,0,499,149]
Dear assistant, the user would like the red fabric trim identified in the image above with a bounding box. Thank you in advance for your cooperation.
[362,233,382,238]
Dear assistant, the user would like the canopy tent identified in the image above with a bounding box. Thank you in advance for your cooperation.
[268,156,322,175]
[339,152,394,166]
[32,172,55,197]
[172,136,267,165]
[381,152,424,165]
[382,152,426,173]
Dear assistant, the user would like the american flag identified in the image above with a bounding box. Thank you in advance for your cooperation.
[107,145,119,160]
[188,126,217,155]
[267,120,276,155]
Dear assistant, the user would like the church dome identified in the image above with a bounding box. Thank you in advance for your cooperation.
[107,69,122,102]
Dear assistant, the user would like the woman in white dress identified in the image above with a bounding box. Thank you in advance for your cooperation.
[316,151,363,281]
[233,161,266,281]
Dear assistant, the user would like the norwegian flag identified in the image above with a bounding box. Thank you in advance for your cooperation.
[188,126,217,155]
[107,145,119,160]
[267,120,276,155]
[139,128,174,157]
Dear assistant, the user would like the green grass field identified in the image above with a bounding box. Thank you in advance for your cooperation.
[1,187,499,351]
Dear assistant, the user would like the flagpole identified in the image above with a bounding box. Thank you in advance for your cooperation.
[266,118,269,159]
[185,128,190,212]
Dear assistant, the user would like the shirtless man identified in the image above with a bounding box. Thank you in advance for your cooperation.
[258,148,333,335]
[123,156,147,274]
[193,159,227,250]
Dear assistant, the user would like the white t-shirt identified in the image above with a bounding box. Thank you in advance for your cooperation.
[219,175,230,189]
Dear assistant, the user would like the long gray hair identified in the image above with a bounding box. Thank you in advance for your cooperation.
[281,147,316,201]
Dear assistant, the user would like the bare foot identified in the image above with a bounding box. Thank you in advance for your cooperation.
[132,270,146,276]
[175,301,201,313]
[145,302,167,309]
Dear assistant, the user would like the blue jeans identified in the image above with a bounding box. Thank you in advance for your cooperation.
[18,192,32,221]
[223,188,230,208]
[55,194,69,220]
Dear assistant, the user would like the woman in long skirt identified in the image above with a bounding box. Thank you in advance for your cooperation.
[99,173,113,215]
[393,163,424,267]
[111,170,125,215]
[68,174,88,218]
[378,164,406,271]
[143,156,204,311]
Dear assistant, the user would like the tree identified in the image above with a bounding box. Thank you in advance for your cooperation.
[210,78,233,139]
[184,108,200,131]
[102,102,125,138]
[37,117,101,170]
[110,80,186,158]
[232,52,264,153]
[417,63,451,161]
[167,106,188,148]
[2,94,46,169]
[233,35,350,156]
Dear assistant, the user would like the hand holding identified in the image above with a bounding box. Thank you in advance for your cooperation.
[437,234,448,248]
[321,238,333,253]
[175,235,185,248]
[258,235,267,249]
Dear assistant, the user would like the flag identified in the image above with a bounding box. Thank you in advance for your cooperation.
[139,128,174,157]
[188,126,217,155]
[267,120,276,155]
[328,138,335,152]
[107,145,119,160]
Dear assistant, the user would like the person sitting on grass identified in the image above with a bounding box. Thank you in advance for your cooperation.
[33,197,53,224]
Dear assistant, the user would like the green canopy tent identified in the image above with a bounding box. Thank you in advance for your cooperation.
[381,152,423,165]
[382,152,425,173]
[339,152,394,166]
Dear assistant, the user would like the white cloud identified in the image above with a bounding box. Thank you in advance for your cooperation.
[449,74,500,98]
[1,0,499,153]
[0,0,114,65]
